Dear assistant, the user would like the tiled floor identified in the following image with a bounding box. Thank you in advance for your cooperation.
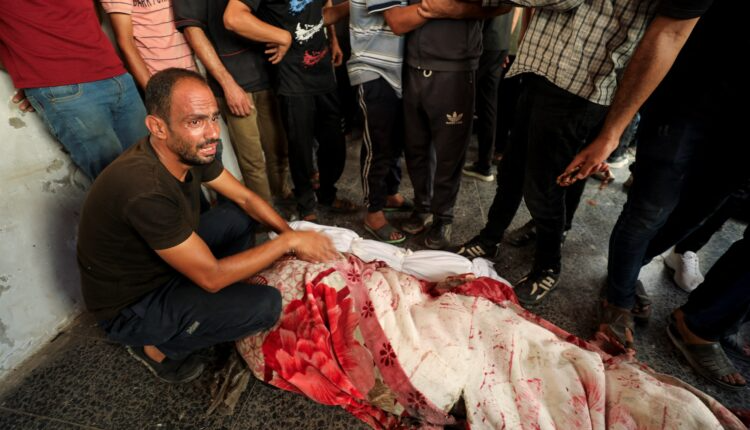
[1,138,747,429]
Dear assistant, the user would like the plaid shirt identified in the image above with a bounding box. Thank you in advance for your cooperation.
[486,0,658,105]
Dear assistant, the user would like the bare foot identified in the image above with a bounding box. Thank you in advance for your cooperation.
[385,193,405,208]
[673,309,746,386]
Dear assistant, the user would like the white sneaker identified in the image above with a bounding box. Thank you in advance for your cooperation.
[664,249,704,292]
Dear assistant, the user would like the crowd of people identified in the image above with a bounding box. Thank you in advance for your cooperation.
[1,0,747,409]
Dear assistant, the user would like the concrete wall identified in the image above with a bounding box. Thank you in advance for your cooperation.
[0,71,242,381]
[0,74,89,379]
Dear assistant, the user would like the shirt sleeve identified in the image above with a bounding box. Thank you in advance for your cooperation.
[657,0,713,19]
[173,0,208,31]
[241,0,263,13]
[366,0,407,14]
[505,0,584,12]
[125,193,194,251]
[100,0,133,14]
[199,158,224,183]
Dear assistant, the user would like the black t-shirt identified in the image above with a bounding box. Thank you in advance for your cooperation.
[405,0,482,72]
[646,0,743,119]
[77,138,224,320]
[243,0,336,95]
[174,0,271,96]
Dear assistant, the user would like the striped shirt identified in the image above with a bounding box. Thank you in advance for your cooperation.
[483,0,657,106]
[101,0,197,74]
[347,0,406,97]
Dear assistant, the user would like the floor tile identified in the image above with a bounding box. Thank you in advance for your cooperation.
[0,407,95,430]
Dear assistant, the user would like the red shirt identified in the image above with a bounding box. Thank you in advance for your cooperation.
[0,0,125,89]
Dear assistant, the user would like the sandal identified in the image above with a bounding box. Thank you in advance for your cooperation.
[632,281,652,325]
[599,301,635,350]
[667,321,746,391]
[364,222,406,244]
[383,197,415,213]
[320,197,359,214]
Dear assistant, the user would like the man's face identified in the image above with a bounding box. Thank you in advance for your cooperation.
[165,79,222,166]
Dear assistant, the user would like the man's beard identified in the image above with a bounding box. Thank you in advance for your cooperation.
[171,136,221,166]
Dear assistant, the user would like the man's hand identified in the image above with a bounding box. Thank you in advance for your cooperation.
[265,31,292,64]
[330,38,344,67]
[286,231,339,263]
[223,80,254,117]
[557,137,618,186]
[418,0,458,19]
[11,89,35,113]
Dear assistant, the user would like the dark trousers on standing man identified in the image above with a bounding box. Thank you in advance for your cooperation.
[104,202,282,360]
[278,91,346,216]
[357,78,404,212]
[478,74,605,271]
[474,49,508,171]
[403,66,476,223]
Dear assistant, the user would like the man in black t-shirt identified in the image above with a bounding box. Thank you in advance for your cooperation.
[174,0,291,203]
[77,68,337,384]
[224,0,357,220]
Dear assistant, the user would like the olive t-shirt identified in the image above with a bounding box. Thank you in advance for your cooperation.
[77,138,223,320]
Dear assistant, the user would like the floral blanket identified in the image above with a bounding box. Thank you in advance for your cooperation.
[236,255,743,429]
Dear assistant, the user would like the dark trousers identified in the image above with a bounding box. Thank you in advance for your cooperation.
[279,91,346,215]
[403,67,476,223]
[357,79,403,212]
[495,56,520,155]
[479,75,605,270]
[682,226,750,341]
[607,111,748,309]
[474,49,508,171]
[104,203,282,360]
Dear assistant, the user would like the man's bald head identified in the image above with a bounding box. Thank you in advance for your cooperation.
[145,68,208,124]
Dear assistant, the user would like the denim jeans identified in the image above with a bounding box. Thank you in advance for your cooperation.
[606,111,746,309]
[25,73,147,179]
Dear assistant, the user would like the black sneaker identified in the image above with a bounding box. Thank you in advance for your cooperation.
[462,164,494,182]
[424,220,452,250]
[402,211,433,235]
[514,268,560,305]
[452,236,500,260]
[505,220,536,247]
[126,346,205,384]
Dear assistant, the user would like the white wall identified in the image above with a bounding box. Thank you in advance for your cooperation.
[0,74,89,379]
[0,72,242,381]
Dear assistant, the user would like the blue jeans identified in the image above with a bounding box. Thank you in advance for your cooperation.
[25,73,147,179]
[606,112,745,309]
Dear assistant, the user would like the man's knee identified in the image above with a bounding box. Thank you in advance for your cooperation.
[223,284,282,335]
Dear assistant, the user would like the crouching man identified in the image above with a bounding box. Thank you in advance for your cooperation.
[77,68,337,383]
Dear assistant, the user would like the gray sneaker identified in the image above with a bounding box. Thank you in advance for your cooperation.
[402,211,433,235]
[126,346,205,384]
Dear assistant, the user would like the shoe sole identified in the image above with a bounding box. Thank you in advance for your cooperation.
[462,169,495,182]
[126,346,204,384]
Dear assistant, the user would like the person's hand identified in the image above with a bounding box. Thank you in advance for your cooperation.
[557,137,618,187]
[330,39,344,67]
[12,89,35,113]
[418,0,461,19]
[287,231,339,263]
[266,31,292,65]
[223,80,253,117]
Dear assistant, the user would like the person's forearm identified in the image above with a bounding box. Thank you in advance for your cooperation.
[323,1,349,25]
[597,15,699,144]
[224,0,290,44]
[183,27,237,90]
[384,5,427,35]
[109,14,151,89]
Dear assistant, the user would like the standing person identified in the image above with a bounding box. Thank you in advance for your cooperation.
[0,0,147,180]
[449,0,659,306]
[558,1,745,349]
[174,0,291,203]
[462,13,513,183]
[345,0,420,243]
[78,69,337,383]
[224,0,358,221]
[100,0,198,90]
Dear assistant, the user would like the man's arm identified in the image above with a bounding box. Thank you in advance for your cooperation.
[325,0,345,66]
[108,13,152,89]
[418,0,510,20]
[557,15,700,185]
[183,27,254,117]
[224,0,292,64]
[467,0,582,12]
[323,1,350,25]
[383,5,428,35]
